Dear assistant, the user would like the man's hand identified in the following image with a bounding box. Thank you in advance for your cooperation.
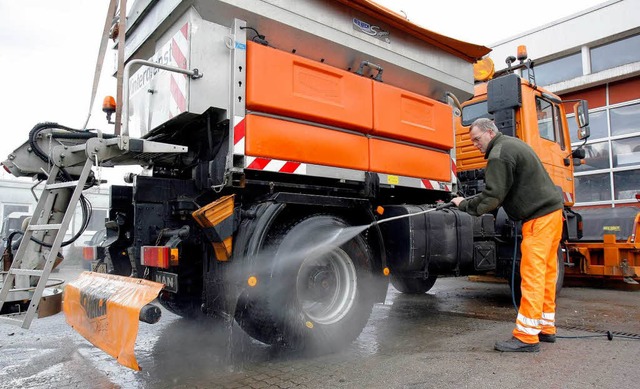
[451,196,465,207]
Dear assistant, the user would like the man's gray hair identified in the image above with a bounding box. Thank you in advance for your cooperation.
[470,118,498,134]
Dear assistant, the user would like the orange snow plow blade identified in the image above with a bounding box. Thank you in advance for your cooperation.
[63,272,164,370]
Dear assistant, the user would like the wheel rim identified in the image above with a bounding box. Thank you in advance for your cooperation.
[296,247,357,325]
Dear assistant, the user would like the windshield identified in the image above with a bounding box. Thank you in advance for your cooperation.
[461,100,493,126]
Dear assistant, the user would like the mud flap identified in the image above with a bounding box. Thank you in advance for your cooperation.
[63,272,164,370]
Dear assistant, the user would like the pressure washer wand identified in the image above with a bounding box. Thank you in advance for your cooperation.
[371,201,455,227]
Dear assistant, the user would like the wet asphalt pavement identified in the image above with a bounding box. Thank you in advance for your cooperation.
[1,266,639,389]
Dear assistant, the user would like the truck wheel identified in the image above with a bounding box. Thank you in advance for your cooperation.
[235,215,375,351]
[390,275,437,294]
[509,247,565,305]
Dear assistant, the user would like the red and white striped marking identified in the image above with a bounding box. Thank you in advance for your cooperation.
[232,116,307,175]
[563,191,573,203]
[245,156,307,174]
[451,158,458,184]
[169,23,189,118]
[235,115,454,189]
[421,179,451,192]
[233,116,245,155]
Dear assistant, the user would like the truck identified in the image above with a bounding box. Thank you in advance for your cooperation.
[457,52,640,290]
[0,0,637,371]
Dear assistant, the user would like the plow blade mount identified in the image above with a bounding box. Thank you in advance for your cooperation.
[63,272,164,370]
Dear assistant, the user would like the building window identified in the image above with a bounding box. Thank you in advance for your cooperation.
[610,102,640,137]
[570,96,640,206]
[614,169,640,200]
[534,52,582,86]
[574,173,612,202]
[612,137,640,167]
[2,204,30,223]
[590,34,640,73]
[587,110,609,140]
[568,109,609,144]
[575,141,610,173]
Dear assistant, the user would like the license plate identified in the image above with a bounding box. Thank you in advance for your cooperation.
[154,271,178,293]
[91,261,107,273]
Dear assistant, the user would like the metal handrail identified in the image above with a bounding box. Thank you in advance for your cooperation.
[121,59,203,138]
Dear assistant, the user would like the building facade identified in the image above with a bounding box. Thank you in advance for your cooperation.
[489,0,640,207]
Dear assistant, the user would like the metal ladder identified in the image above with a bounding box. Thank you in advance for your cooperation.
[0,158,93,328]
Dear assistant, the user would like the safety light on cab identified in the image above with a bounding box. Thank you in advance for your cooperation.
[102,95,116,124]
[517,45,528,62]
[473,57,495,82]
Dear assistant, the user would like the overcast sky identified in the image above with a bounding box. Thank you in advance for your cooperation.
[0,0,606,180]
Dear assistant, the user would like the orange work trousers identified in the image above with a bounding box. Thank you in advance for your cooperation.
[513,209,563,344]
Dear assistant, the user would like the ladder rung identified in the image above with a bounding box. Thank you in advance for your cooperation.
[0,315,25,326]
[28,224,62,231]
[9,269,44,277]
[45,181,80,190]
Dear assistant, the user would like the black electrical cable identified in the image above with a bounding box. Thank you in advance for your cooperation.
[28,122,115,164]
[26,194,93,248]
[239,26,268,45]
[5,230,24,256]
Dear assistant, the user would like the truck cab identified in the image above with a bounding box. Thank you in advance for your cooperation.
[456,54,589,211]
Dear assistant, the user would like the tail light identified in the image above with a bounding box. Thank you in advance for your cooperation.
[82,246,97,261]
[141,246,179,269]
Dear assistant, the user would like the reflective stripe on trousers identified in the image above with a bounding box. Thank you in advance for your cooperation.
[512,209,563,344]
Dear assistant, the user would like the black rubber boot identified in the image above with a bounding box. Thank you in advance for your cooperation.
[494,337,540,352]
[538,333,557,343]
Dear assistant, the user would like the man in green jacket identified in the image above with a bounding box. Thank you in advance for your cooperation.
[452,118,564,352]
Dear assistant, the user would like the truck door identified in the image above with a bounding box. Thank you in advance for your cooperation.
[529,95,574,204]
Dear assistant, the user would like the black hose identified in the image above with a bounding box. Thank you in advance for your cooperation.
[24,122,100,248]
[5,230,25,256]
[26,194,93,248]
[28,122,115,165]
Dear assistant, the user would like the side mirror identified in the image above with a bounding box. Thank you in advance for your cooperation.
[572,148,586,159]
[574,101,590,140]
[577,126,590,140]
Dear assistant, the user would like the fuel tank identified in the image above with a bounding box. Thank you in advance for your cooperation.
[379,205,475,276]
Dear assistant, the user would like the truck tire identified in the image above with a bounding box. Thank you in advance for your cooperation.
[390,275,437,294]
[235,214,375,351]
[509,247,565,305]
